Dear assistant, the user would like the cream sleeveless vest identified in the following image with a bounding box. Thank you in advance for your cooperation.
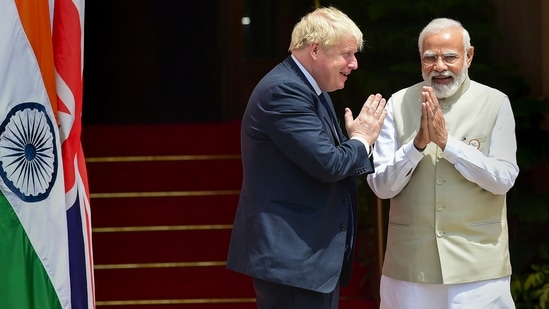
[383,78,512,284]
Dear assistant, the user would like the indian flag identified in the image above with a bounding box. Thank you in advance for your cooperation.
[0,0,94,308]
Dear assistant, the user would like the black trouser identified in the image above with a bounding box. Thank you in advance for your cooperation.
[252,277,340,309]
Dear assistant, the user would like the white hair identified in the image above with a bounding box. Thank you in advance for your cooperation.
[418,18,471,54]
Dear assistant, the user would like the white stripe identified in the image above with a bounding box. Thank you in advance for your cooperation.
[56,69,75,143]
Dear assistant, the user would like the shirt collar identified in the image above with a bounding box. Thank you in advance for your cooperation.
[291,54,322,96]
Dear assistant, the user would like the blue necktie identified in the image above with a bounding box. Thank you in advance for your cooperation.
[318,92,340,144]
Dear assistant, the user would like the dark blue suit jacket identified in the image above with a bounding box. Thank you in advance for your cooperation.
[226,56,374,293]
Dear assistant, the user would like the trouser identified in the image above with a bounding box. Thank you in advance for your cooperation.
[380,274,515,309]
[253,277,340,309]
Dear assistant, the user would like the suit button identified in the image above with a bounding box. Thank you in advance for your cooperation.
[436,230,444,237]
[340,224,347,231]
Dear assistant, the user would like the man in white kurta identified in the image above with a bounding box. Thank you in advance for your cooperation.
[367,17,519,309]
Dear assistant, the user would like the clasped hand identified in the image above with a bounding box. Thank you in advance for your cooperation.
[344,93,387,146]
[414,86,448,151]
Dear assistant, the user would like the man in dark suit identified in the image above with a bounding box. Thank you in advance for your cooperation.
[226,6,386,309]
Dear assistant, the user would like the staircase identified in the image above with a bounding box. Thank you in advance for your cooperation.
[83,121,377,308]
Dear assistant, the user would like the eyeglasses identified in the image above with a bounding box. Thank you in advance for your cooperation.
[422,53,462,65]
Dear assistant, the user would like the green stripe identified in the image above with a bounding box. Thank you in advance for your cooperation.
[0,193,62,309]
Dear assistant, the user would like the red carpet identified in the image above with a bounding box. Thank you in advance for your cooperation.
[83,120,377,308]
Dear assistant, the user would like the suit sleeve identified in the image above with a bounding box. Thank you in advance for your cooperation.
[255,82,372,183]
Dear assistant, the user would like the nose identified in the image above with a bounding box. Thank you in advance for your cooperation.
[433,57,448,71]
[349,55,358,70]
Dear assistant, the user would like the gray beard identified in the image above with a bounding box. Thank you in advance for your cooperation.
[431,78,460,98]
[423,67,468,99]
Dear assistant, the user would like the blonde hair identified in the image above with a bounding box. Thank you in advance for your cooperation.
[288,6,363,52]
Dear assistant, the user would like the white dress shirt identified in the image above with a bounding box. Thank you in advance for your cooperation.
[367,94,519,198]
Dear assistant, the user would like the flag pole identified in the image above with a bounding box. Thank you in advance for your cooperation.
[376,197,384,276]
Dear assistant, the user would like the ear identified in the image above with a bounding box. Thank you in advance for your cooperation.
[466,46,474,67]
[310,43,319,58]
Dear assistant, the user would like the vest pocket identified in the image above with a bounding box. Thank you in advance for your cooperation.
[467,219,502,244]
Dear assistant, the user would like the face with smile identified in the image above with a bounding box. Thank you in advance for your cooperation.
[420,28,474,99]
[312,37,359,92]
